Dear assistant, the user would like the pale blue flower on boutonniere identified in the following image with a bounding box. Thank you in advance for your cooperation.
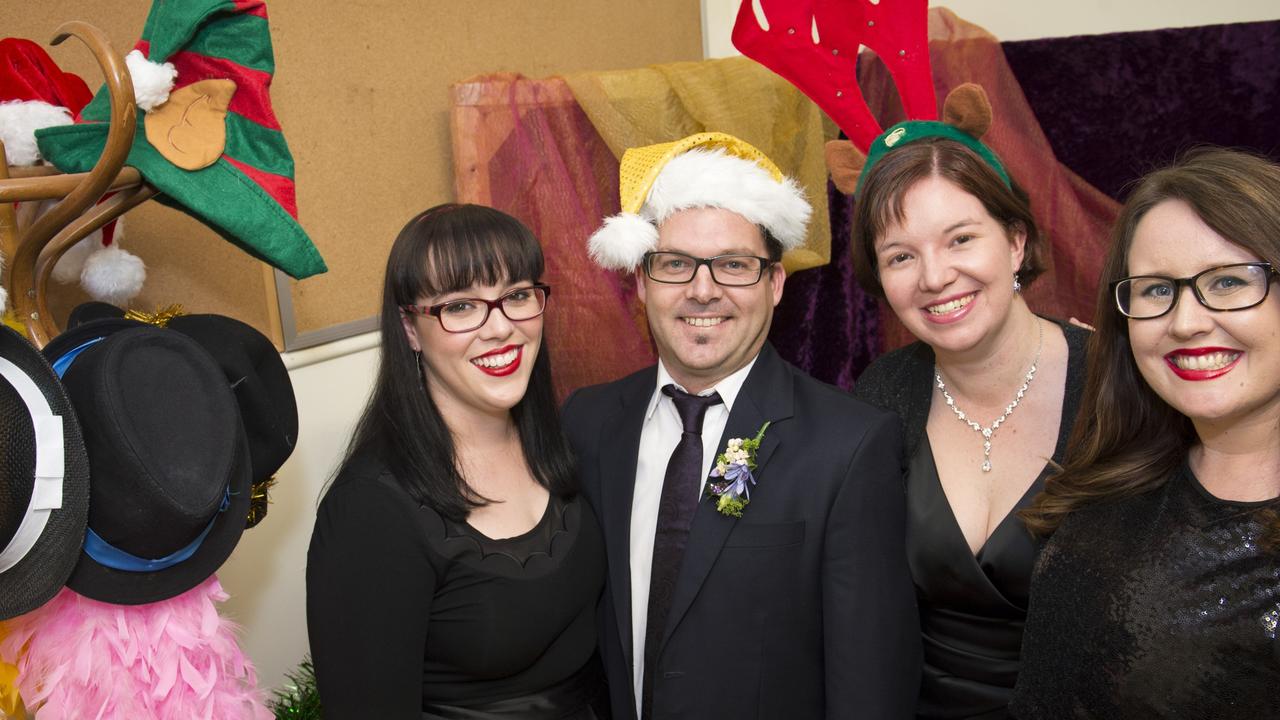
[706,422,771,518]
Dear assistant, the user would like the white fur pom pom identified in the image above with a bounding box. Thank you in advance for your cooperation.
[587,213,658,271]
[126,49,178,112]
[52,233,101,284]
[81,245,146,304]
[0,100,74,165]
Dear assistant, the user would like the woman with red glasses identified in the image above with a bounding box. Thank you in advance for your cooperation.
[307,204,606,719]
[1013,150,1280,718]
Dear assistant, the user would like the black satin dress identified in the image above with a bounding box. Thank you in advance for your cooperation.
[1011,464,1280,719]
[908,438,1048,719]
[851,320,1088,719]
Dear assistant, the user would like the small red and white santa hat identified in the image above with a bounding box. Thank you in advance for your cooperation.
[0,38,145,307]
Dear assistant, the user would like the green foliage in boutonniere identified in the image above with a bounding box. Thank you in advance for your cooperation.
[706,421,771,518]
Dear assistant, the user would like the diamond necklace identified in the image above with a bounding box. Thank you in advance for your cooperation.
[934,318,1044,473]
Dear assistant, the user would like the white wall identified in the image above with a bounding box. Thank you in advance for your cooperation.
[702,0,1280,58]
[217,335,379,693]
[223,0,1280,696]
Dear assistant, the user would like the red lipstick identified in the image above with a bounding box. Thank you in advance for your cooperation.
[472,345,522,377]
[1163,346,1241,381]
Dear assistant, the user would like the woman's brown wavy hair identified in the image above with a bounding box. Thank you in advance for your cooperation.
[1022,148,1280,538]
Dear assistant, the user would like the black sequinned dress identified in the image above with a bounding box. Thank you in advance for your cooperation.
[1011,463,1280,719]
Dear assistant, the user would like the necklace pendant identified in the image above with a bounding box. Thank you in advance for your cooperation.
[935,318,1043,480]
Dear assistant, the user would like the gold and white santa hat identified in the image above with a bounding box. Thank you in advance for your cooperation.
[587,132,812,271]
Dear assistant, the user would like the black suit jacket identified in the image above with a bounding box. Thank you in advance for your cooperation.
[562,343,920,720]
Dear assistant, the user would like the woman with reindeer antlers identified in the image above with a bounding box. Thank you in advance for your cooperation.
[844,85,1088,720]
[736,4,1087,714]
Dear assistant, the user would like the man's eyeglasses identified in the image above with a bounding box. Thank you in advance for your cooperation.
[400,284,550,333]
[642,251,774,287]
[1111,262,1278,319]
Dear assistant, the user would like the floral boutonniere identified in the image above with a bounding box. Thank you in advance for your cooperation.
[706,422,771,518]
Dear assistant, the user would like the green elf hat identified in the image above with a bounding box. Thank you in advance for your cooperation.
[35,0,327,280]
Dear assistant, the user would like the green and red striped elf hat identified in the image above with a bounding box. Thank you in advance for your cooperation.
[36,0,326,280]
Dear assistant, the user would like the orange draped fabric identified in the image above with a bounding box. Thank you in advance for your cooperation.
[451,75,655,401]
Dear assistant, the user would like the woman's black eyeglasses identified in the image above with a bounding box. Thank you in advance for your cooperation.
[1111,263,1278,319]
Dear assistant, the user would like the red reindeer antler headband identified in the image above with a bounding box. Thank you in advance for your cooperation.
[733,0,1005,195]
[732,0,936,152]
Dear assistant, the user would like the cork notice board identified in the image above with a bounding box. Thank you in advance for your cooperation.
[13,1,703,348]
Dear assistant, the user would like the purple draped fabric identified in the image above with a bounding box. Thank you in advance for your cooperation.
[1002,20,1280,201]
[769,181,882,390]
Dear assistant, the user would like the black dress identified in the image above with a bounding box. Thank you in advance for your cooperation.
[1010,464,1280,719]
[306,454,607,719]
[907,438,1048,719]
[855,319,1089,718]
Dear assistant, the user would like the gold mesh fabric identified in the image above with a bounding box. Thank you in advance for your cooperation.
[617,132,784,215]
[564,56,832,273]
[0,622,22,717]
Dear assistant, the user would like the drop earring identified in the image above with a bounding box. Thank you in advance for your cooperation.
[1013,271,1022,293]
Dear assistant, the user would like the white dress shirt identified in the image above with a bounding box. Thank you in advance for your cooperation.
[628,356,757,715]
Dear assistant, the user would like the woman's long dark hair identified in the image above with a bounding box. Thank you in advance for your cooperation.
[1023,148,1280,539]
[339,203,576,520]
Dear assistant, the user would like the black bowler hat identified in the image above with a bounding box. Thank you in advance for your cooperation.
[62,303,299,528]
[65,301,129,328]
[0,327,89,619]
[64,299,299,525]
[43,322,251,605]
[166,314,298,527]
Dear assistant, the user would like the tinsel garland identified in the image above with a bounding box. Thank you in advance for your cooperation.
[123,303,186,327]
[268,656,321,720]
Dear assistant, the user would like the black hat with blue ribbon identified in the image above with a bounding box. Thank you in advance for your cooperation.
[63,304,299,530]
[0,326,89,620]
[43,319,251,605]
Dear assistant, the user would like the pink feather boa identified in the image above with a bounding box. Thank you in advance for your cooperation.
[0,575,271,720]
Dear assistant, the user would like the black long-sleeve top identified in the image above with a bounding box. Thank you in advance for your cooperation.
[306,453,606,719]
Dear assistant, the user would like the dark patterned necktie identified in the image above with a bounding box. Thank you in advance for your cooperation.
[641,384,723,720]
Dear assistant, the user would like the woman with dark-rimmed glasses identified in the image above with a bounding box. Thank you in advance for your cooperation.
[1013,149,1280,718]
[307,204,607,719]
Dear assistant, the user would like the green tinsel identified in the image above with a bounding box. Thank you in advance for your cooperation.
[268,656,321,720]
